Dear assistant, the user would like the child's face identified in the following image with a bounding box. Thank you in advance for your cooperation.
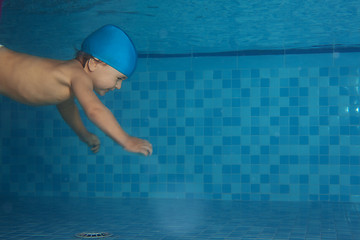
[91,63,127,96]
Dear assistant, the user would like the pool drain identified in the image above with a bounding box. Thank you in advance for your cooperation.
[75,232,113,239]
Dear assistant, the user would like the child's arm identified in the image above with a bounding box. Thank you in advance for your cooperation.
[71,77,153,156]
[57,97,101,153]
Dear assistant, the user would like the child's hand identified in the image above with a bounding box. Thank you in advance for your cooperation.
[81,132,101,153]
[123,136,153,156]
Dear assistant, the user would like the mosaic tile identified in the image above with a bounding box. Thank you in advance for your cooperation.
[1,52,360,202]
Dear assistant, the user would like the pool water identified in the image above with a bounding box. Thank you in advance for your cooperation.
[1,197,359,240]
[2,0,360,55]
[1,1,360,240]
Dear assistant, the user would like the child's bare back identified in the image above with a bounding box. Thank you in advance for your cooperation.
[0,46,80,105]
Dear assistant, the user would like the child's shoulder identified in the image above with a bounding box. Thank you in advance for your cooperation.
[57,59,92,86]
[58,59,86,76]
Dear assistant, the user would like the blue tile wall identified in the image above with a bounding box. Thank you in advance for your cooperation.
[1,52,360,202]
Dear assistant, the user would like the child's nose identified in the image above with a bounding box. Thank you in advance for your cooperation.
[115,81,122,89]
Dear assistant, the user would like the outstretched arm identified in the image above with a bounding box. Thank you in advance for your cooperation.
[57,97,100,153]
[71,77,153,156]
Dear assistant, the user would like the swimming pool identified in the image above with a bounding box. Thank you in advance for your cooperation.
[1,0,360,239]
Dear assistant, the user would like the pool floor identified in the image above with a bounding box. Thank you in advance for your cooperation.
[0,197,359,240]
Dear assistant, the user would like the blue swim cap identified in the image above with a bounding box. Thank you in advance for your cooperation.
[81,24,137,77]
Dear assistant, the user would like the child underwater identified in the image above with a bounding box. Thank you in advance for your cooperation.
[0,24,153,156]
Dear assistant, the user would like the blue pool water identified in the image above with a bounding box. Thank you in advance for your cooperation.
[1,0,360,239]
[2,0,360,55]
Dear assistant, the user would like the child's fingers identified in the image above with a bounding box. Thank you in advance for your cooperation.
[143,146,152,156]
[91,144,100,153]
[142,141,152,156]
[138,142,152,156]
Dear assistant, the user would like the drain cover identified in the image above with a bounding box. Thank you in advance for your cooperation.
[75,232,113,238]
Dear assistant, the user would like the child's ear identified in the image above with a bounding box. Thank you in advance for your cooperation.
[87,58,106,72]
[87,58,98,72]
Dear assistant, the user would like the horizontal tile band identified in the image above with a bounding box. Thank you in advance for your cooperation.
[138,45,360,58]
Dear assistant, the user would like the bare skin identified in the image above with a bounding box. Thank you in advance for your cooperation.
[0,46,152,156]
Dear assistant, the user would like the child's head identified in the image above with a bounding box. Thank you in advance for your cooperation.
[79,24,137,78]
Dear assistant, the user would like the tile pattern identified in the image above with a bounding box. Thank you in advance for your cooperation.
[1,53,360,201]
[0,197,359,240]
